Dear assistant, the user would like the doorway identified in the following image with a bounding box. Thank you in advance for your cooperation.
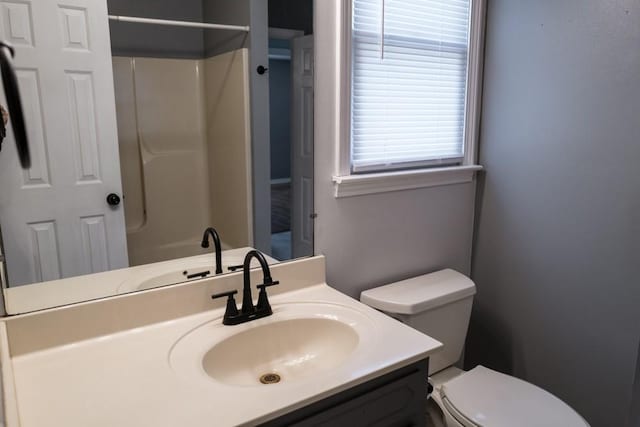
[268,32,297,260]
[266,0,314,261]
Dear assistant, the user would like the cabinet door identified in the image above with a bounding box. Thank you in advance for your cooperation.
[261,360,429,427]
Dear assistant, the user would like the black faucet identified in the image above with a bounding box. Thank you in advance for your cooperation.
[201,227,223,275]
[211,250,279,325]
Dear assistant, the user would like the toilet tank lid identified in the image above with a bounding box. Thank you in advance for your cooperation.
[360,269,476,315]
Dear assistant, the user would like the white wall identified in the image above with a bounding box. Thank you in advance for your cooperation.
[313,0,477,298]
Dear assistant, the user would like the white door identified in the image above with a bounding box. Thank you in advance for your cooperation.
[0,0,128,286]
[291,35,314,258]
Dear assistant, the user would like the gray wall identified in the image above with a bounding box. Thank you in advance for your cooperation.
[107,0,205,58]
[630,340,640,426]
[469,1,640,427]
[315,183,476,299]
[269,0,313,34]
[203,0,251,57]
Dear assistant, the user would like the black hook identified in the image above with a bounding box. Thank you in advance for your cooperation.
[256,65,268,75]
[0,41,30,169]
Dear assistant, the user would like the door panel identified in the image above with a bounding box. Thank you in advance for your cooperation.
[16,69,50,187]
[0,0,128,286]
[27,221,61,282]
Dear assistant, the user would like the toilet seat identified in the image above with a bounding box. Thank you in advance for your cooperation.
[439,366,589,427]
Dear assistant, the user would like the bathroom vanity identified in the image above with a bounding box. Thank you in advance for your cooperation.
[0,256,441,426]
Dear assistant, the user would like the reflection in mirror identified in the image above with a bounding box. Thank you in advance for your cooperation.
[0,0,314,314]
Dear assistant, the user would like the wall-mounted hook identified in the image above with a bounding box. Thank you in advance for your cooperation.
[256,65,268,75]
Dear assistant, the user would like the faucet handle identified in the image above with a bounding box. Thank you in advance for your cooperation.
[256,281,279,313]
[257,280,279,289]
[211,290,239,321]
[211,289,238,299]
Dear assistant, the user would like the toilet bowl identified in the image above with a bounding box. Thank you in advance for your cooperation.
[360,269,589,427]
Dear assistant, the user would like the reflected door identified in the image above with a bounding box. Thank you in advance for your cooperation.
[0,0,128,286]
[291,35,314,258]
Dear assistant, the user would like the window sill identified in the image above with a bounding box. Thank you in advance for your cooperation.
[332,165,483,198]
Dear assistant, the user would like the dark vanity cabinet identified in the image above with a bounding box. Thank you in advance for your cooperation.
[260,359,429,427]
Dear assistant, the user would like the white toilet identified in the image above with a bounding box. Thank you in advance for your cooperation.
[360,269,589,427]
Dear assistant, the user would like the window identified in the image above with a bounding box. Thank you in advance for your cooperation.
[350,0,475,173]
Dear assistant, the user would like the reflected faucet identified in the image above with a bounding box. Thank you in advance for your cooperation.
[200,227,223,275]
[211,250,279,325]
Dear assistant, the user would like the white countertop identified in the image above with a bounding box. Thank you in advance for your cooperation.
[2,257,442,426]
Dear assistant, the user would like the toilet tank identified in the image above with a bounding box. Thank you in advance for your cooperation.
[360,269,476,375]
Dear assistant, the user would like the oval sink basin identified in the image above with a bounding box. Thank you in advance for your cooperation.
[129,265,218,292]
[203,317,358,386]
[169,303,375,388]
[117,257,220,292]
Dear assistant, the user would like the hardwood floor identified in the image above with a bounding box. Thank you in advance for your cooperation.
[271,183,291,234]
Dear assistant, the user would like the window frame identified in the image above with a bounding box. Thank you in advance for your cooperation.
[333,0,486,198]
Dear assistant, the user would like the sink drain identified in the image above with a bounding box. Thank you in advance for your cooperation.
[259,373,281,384]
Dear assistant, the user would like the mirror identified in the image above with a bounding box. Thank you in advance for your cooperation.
[0,0,315,314]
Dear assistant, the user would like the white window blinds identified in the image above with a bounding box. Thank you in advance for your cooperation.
[351,0,471,172]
